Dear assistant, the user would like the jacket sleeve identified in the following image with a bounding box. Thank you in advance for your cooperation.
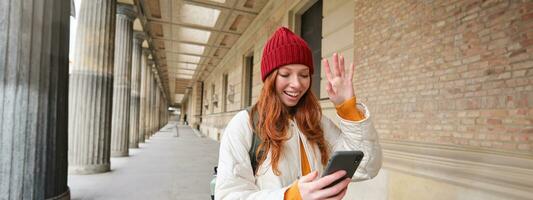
[322,103,382,181]
[215,111,289,200]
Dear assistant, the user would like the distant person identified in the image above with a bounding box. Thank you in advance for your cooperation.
[215,27,382,199]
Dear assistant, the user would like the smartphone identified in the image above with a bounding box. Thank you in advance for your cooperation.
[321,151,364,188]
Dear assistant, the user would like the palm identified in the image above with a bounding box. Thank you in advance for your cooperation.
[323,53,355,106]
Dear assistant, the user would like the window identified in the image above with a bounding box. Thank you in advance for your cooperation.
[243,53,254,107]
[211,84,216,113]
[202,82,208,112]
[222,73,228,112]
[300,0,323,99]
[199,81,205,122]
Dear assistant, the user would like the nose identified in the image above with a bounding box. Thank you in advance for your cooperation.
[288,75,302,89]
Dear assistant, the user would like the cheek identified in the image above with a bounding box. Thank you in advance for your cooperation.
[275,80,283,93]
[302,78,311,90]
[275,78,290,90]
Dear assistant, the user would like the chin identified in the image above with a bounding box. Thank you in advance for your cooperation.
[284,103,297,107]
[282,100,299,107]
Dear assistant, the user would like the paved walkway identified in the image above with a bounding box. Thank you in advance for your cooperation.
[68,122,220,200]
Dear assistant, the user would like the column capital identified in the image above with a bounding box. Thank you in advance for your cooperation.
[147,59,155,66]
[117,3,136,20]
[134,31,146,40]
[142,47,151,55]
[133,31,146,45]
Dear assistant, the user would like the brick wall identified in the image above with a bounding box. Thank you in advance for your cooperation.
[354,0,532,152]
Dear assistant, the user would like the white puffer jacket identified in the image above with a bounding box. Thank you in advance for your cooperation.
[215,103,382,200]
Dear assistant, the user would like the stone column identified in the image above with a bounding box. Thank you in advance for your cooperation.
[158,95,162,128]
[161,94,166,128]
[155,88,161,131]
[162,94,165,128]
[110,4,136,157]
[129,31,144,148]
[144,64,150,140]
[0,1,70,199]
[154,77,160,134]
[138,50,150,143]
[145,65,154,140]
[160,91,163,127]
[159,97,162,128]
[149,72,156,137]
[164,97,167,126]
[164,99,168,125]
[153,74,158,134]
[159,95,163,128]
[68,0,116,174]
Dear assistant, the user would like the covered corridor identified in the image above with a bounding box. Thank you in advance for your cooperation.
[68,123,219,200]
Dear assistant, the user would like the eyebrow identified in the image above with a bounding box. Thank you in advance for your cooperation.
[279,68,309,73]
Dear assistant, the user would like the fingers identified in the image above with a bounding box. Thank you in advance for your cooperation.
[348,63,355,81]
[300,171,350,200]
[300,171,319,183]
[333,53,341,77]
[325,185,349,200]
[313,170,346,190]
[325,53,346,78]
[339,55,345,77]
[323,58,333,83]
[317,178,350,199]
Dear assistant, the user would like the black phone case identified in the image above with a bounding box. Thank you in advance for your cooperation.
[322,151,364,188]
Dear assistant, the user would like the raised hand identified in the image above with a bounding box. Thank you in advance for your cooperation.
[323,53,355,106]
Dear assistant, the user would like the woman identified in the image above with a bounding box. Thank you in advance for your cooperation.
[215,27,381,200]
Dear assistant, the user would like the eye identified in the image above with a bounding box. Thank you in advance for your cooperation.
[299,74,309,78]
[279,73,289,77]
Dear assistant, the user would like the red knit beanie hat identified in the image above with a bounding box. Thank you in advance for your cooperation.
[261,27,313,81]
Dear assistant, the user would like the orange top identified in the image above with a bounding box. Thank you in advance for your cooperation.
[284,96,363,199]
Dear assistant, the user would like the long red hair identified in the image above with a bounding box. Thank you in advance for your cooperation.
[250,70,329,176]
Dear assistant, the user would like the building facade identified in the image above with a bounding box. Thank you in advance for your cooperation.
[182,0,533,199]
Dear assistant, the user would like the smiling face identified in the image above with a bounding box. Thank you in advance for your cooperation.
[275,64,311,107]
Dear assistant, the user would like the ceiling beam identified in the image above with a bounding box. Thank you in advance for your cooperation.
[182,0,259,15]
[165,60,215,66]
[171,72,195,76]
[157,50,222,59]
[173,80,193,83]
[169,68,196,72]
[147,19,241,36]
[152,37,231,49]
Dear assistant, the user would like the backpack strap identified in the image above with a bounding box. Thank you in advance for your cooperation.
[246,106,262,175]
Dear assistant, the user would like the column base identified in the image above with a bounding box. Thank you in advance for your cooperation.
[68,164,110,174]
[129,143,139,148]
[111,151,129,157]
[46,187,70,200]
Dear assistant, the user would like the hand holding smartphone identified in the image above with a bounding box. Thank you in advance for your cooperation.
[321,151,364,189]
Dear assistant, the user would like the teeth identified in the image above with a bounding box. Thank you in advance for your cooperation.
[284,91,299,97]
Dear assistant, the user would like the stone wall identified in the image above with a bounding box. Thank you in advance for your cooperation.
[188,0,533,199]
